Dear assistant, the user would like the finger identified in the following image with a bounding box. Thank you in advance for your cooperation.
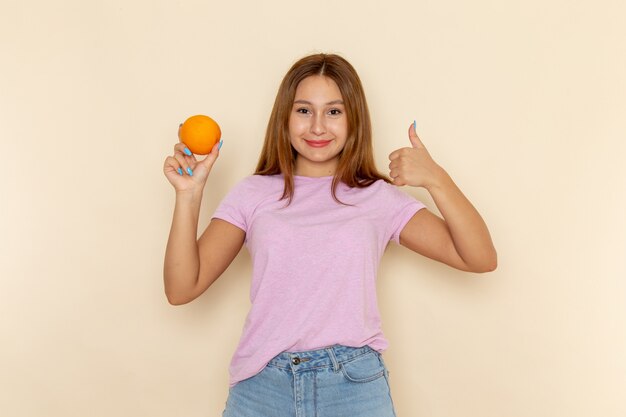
[173,153,194,176]
[174,142,196,160]
[391,174,406,186]
[176,123,197,160]
[408,121,425,149]
[389,147,411,161]
[201,139,223,171]
[164,156,184,176]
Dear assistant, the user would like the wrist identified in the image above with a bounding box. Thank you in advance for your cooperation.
[424,166,453,192]
[175,188,204,204]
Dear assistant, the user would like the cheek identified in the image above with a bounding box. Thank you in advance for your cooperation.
[331,119,348,137]
[288,117,305,137]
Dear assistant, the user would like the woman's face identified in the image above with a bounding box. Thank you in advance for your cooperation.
[288,75,348,177]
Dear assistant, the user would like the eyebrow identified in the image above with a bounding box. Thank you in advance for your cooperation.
[293,99,345,105]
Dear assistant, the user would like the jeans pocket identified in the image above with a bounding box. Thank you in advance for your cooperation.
[340,352,386,383]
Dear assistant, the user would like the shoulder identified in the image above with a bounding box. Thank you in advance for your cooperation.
[361,179,424,207]
[224,174,284,200]
[232,174,283,190]
[365,179,404,196]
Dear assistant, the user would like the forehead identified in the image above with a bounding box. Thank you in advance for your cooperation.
[294,75,343,101]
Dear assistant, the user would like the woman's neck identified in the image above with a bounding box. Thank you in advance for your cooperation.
[294,158,337,178]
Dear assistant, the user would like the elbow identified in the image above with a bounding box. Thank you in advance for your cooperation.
[464,251,498,274]
[478,259,498,273]
[167,297,189,306]
[166,294,190,306]
[163,271,199,305]
[164,286,195,306]
[489,249,498,271]
[473,252,498,273]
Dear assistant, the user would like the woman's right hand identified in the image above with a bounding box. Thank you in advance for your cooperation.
[163,125,222,193]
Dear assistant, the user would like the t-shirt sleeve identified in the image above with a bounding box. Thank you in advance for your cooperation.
[384,184,427,245]
[211,177,252,233]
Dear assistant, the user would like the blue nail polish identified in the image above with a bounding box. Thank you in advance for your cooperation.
[184,147,192,156]
[187,167,193,176]
[218,139,223,150]
[413,120,416,132]
[177,167,183,176]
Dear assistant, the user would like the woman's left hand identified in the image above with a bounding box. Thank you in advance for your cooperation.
[388,123,446,189]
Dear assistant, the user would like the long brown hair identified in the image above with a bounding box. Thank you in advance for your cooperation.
[254,53,390,204]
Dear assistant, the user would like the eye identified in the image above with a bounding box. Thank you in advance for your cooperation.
[329,108,342,116]
[296,108,310,114]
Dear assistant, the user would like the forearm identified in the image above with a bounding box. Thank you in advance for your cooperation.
[163,190,203,303]
[426,169,497,271]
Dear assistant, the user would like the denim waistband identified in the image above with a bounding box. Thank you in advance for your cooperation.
[266,344,377,372]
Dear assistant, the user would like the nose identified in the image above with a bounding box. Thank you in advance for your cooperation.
[310,114,326,136]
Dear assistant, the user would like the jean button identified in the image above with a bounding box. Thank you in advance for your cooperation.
[292,357,301,365]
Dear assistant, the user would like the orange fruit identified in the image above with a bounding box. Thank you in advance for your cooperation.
[179,115,221,155]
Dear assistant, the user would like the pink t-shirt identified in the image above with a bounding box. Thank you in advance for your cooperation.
[212,174,426,387]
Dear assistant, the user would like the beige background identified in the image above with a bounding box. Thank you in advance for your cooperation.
[1,0,625,416]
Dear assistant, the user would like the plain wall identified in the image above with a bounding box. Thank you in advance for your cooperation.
[1,0,625,416]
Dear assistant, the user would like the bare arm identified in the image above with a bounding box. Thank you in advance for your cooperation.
[399,178,496,272]
[389,123,497,273]
[164,199,245,304]
[163,138,243,305]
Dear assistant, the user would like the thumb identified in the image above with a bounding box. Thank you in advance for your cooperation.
[201,139,223,171]
[408,120,425,149]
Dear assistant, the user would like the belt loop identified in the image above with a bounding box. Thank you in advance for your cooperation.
[325,346,340,372]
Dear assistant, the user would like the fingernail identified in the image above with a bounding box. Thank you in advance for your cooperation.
[186,167,193,176]
[218,139,223,150]
[184,147,192,156]
[177,167,183,176]
[413,120,416,132]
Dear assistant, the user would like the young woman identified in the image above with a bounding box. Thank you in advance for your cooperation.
[163,53,496,416]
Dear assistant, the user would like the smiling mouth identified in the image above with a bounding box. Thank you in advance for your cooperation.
[304,139,332,147]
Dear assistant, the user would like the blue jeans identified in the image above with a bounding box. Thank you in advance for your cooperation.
[222,344,397,417]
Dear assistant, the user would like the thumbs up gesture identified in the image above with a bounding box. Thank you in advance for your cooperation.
[388,121,445,189]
